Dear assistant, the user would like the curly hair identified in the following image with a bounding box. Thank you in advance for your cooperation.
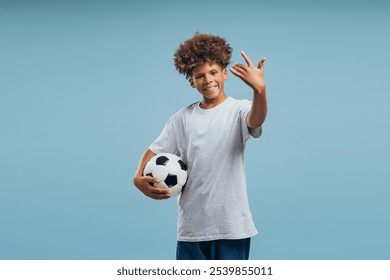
[174,32,232,80]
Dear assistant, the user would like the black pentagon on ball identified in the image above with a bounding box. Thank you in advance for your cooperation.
[156,156,169,166]
[165,174,177,188]
[178,159,187,171]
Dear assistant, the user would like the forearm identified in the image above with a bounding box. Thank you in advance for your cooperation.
[247,89,268,128]
[134,149,156,182]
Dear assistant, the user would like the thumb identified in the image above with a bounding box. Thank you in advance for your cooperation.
[258,57,266,69]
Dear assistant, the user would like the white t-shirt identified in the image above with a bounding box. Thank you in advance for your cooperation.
[149,96,262,241]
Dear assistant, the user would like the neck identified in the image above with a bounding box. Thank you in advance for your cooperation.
[200,95,228,109]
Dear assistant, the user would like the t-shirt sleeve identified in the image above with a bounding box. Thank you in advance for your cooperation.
[239,99,262,141]
[149,115,180,155]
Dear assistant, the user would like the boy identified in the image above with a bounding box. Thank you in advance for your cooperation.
[133,33,267,260]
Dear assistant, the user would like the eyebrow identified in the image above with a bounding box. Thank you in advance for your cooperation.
[193,68,219,76]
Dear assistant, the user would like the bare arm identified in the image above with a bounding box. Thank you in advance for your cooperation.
[230,51,268,128]
[133,149,170,200]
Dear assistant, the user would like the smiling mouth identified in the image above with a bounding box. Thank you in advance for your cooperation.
[203,85,217,91]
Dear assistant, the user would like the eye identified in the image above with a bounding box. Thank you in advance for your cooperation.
[210,71,218,75]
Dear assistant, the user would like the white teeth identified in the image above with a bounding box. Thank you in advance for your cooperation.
[204,85,217,91]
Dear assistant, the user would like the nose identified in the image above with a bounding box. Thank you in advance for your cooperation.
[204,73,213,84]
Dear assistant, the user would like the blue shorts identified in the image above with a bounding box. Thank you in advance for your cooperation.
[176,238,251,260]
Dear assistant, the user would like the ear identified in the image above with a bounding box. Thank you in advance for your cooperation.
[223,68,229,80]
[189,78,196,88]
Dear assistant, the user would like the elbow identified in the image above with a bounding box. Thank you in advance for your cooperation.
[247,113,267,129]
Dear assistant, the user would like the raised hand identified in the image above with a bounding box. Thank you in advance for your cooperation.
[230,51,266,95]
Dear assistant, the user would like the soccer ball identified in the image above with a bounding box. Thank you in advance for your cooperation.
[143,153,188,197]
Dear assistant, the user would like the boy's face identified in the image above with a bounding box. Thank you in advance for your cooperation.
[190,62,228,105]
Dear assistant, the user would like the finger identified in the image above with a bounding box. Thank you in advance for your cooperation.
[150,193,170,200]
[231,64,247,74]
[151,189,171,200]
[229,67,245,79]
[151,187,170,194]
[241,51,254,66]
[153,192,170,200]
[257,57,266,69]
[145,175,160,184]
[148,186,170,199]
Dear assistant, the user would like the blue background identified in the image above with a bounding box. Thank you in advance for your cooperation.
[1,0,389,259]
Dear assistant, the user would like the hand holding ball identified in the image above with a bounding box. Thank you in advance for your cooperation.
[143,153,188,197]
